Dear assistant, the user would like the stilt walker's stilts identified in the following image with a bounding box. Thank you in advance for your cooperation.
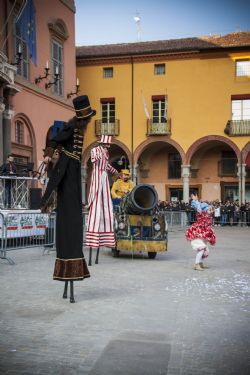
[95,247,100,264]
[88,247,92,266]
[63,281,68,298]
[70,281,75,303]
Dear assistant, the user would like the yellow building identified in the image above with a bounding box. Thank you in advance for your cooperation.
[76,32,250,203]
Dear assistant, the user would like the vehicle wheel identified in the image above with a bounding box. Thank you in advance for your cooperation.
[148,252,157,259]
[111,248,120,257]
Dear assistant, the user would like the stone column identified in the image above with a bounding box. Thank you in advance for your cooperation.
[240,163,247,204]
[0,100,5,165]
[3,107,14,160]
[181,164,191,202]
[81,165,88,204]
[131,164,138,184]
[242,164,247,204]
[237,163,242,205]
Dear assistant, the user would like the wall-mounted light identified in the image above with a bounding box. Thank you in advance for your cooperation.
[35,60,50,84]
[67,78,80,98]
[45,65,60,89]
[117,155,128,169]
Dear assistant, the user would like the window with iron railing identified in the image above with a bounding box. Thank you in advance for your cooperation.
[232,99,250,120]
[236,60,250,77]
[103,67,113,78]
[154,64,165,75]
[101,101,115,123]
[218,151,237,177]
[52,39,63,96]
[15,121,24,144]
[15,25,29,79]
[152,98,167,123]
[225,99,250,136]
[168,153,181,179]
[95,100,119,136]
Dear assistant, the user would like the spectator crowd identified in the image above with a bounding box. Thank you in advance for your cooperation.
[158,199,250,226]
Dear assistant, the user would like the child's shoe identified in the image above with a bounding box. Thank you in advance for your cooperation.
[199,262,209,269]
[193,263,204,271]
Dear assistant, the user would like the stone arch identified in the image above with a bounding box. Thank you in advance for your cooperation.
[186,135,241,164]
[48,18,69,40]
[82,138,132,167]
[242,141,250,164]
[12,113,37,166]
[133,136,186,165]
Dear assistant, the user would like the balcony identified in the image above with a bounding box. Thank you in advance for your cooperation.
[224,120,250,136]
[95,120,120,136]
[147,119,171,136]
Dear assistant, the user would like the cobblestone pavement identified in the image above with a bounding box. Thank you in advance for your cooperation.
[0,227,250,375]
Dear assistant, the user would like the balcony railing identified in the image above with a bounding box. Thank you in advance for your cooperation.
[224,120,250,136]
[95,120,119,136]
[147,119,171,136]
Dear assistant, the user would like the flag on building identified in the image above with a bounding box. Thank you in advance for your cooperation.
[16,0,37,65]
[141,92,150,119]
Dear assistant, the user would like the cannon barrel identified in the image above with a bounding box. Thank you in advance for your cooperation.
[123,184,158,214]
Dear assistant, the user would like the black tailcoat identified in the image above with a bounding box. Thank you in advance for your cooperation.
[41,118,90,281]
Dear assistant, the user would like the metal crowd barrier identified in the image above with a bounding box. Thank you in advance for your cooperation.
[163,210,250,228]
[164,210,188,231]
[0,176,38,209]
[0,211,56,265]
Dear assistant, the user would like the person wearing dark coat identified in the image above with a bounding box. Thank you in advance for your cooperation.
[0,154,17,208]
[41,95,96,302]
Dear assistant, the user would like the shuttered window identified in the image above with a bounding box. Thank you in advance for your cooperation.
[51,39,63,96]
[15,25,29,79]
[101,100,115,123]
[152,97,167,123]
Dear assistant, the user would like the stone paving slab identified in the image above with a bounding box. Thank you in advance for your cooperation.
[0,227,250,374]
[89,338,171,375]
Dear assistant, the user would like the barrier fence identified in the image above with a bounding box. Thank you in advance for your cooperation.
[0,211,56,265]
[162,210,250,228]
[163,211,188,231]
[1,209,249,265]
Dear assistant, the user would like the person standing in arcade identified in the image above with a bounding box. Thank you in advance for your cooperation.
[85,135,118,249]
[41,95,95,302]
[0,154,17,208]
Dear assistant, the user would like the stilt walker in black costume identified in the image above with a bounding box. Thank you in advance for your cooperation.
[41,95,96,302]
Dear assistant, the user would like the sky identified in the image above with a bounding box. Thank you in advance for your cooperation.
[75,0,250,46]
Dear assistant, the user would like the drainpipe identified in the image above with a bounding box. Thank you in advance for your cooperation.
[241,152,246,204]
[131,56,135,183]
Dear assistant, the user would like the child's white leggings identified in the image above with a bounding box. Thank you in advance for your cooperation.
[191,238,209,264]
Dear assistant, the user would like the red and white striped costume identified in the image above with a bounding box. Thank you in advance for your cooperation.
[85,145,118,248]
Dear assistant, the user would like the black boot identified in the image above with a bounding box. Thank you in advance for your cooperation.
[70,281,75,303]
[63,281,68,298]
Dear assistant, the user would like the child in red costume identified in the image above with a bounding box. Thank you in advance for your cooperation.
[186,193,216,271]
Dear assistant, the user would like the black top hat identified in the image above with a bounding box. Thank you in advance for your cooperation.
[73,95,96,119]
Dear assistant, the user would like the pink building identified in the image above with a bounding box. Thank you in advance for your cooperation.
[0,0,77,173]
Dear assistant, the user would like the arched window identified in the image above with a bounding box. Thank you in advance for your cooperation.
[15,120,23,144]
[12,117,35,173]
[14,119,32,146]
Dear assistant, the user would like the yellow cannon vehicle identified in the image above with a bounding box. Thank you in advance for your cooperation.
[112,184,168,259]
